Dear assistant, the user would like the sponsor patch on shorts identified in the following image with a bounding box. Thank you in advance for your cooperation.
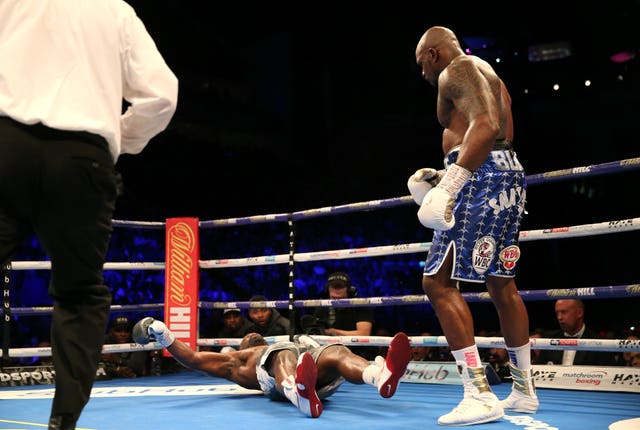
[472,236,496,274]
[499,245,521,270]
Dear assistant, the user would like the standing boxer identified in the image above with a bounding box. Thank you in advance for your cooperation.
[409,26,537,426]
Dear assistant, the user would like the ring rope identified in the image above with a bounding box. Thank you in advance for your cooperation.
[3,335,638,358]
[11,215,639,272]
[197,157,640,227]
[199,284,639,310]
[2,303,163,317]
[196,335,640,353]
[525,157,640,185]
[9,261,166,271]
[103,157,640,229]
[198,216,640,269]
[4,158,639,359]
[3,285,638,317]
[111,220,164,229]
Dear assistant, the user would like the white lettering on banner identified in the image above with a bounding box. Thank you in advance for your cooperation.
[169,307,191,341]
[0,370,55,383]
[0,384,262,400]
[404,364,450,382]
[488,186,526,215]
[533,365,640,393]
[401,362,461,385]
[1,365,112,387]
[576,288,595,296]
[165,219,199,354]
[168,227,194,307]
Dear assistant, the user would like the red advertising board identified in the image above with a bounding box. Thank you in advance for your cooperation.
[164,218,200,355]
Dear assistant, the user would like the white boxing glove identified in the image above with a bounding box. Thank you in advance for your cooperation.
[407,168,444,205]
[148,320,176,348]
[294,334,321,349]
[417,163,472,231]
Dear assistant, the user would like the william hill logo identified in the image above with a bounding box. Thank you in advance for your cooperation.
[165,219,199,348]
[168,222,195,307]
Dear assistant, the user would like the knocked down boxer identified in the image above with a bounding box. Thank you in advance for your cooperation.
[132,317,411,418]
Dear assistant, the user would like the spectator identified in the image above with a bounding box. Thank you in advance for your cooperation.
[312,272,373,337]
[529,328,545,364]
[248,295,290,336]
[622,334,639,366]
[217,308,257,348]
[487,347,511,382]
[35,341,54,367]
[411,332,439,361]
[101,316,148,378]
[476,328,493,363]
[373,327,392,358]
[437,346,454,362]
[311,272,375,358]
[534,299,617,366]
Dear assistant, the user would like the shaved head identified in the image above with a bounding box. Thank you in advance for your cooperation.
[239,332,268,350]
[416,26,461,58]
[415,26,464,86]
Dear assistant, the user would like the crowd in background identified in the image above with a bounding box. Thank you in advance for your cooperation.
[4,208,638,376]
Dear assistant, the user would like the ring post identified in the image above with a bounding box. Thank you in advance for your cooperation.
[164,218,200,356]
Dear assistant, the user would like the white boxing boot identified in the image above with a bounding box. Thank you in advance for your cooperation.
[438,362,504,426]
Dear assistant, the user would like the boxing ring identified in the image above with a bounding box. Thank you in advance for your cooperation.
[1,157,640,430]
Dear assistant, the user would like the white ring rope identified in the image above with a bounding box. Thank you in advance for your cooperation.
[3,159,638,360]
[200,242,433,268]
[197,335,640,353]
[518,218,639,241]
[108,156,639,229]
[9,261,165,271]
[3,335,639,358]
[6,284,638,316]
[111,220,165,230]
[11,216,637,271]
[1,342,163,358]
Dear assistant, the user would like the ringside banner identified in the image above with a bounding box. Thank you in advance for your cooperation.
[401,362,501,385]
[0,364,108,387]
[532,364,640,393]
[164,218,200,356]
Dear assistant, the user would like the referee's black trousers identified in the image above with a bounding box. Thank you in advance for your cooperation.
[0,117,116,423]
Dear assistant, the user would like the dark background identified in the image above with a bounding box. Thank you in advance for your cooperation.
[112,1,639,333]
[116,0,639,221]
[9,1,640,346]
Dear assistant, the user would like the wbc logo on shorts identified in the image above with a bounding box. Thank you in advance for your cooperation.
[499,245,521,271]
[472,236,496,274]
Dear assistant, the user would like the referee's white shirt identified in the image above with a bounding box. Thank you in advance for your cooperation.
[0,0,178,160]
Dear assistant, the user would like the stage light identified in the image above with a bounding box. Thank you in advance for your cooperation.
[528,41,571,62]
